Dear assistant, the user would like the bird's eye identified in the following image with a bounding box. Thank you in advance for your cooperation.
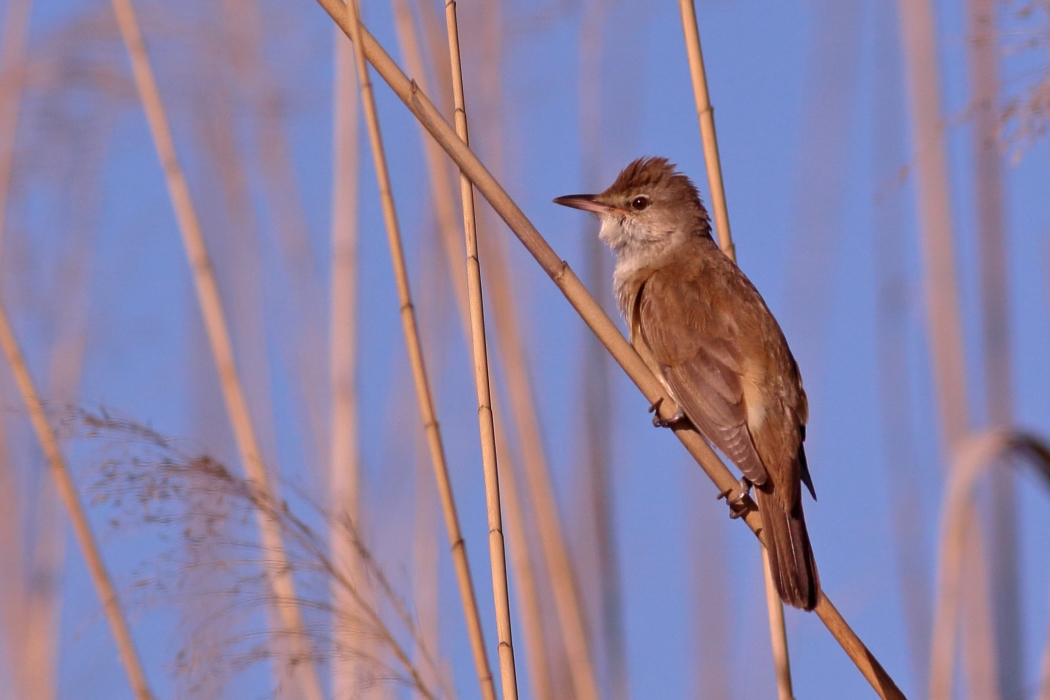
[631,195,650,211]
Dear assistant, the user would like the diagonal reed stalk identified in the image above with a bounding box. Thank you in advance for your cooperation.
[0,302,153,700]
[392,2,594,697]
[339,2,498,699]
[441,3,520,696]
[109,2,324,697]
[929,430,1050,700]
[315,7,905,697]
[677,2,792,696]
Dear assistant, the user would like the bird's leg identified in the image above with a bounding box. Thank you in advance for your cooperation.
[717,477,753,519]
[648,397,690,429]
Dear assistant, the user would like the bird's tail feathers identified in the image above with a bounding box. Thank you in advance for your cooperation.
[755,487,820,611]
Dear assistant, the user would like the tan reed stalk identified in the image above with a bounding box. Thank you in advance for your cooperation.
[577,2,629,697]
[894,0,970,466]
[873,0,933,686]
[394,4,588,696]
[442,4,520,696]
[0,0,33,688]
[929,429,1050,700]
[109,2,324,697]
[414,420,443,696]
[389,0,469,331]
[676,0,734,259]
[0,401,25,698]
[493,403,555,700]
[316,8,905,696]
[782,0,862,372]
[966,1,1021,694]
[690,485,731,700]
[28,143,104,700]
[1040,604,1050,700]
[0,302,153,700]
[331,21,370,697]
[221,0,330,477]
[474,5,605,695]
[191,54,283,480]
[896,0,999,694]
[762,548,794,699]
[340,2,498,699]
[677,2,792,694]
[0,0,31,265]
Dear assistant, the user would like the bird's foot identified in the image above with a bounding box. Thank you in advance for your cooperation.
[717,477,753,519]
[648,398,690,429]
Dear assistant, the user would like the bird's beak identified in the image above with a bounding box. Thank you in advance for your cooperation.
[553,194,615,215]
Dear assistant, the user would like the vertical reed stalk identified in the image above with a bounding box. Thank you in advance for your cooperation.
[873,0,933,684]
[340,2,498,699]
[0,0,31,265]
[110,2,324,697]
[389,6,564,698]
[676,0,734,259]
[762,549,795,700]
[0,0,35,690]
[690,483,732,700]
[315,12,905,695]
[966,1,1020,694]
[221,0,331,476]
[1039,601,1050,700]
[492,403,555,700]
[0,302,153,700]
[577,2,629,697]
[331,20,368,697]
[442,4,520,697]
[896,0,998,695]
[678,2,792,694]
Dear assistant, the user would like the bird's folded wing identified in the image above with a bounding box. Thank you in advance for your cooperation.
[638,291,769,486]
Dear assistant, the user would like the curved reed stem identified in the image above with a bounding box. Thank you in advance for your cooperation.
[339,2,498,699]
[314,5,905,696]
[929,429,1050,700]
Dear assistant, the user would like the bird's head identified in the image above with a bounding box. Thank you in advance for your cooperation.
[554,157,712,256]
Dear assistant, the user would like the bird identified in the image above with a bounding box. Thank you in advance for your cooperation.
[554,157,820,610]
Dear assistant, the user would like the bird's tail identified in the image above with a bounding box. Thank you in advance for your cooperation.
[755,486,820,611]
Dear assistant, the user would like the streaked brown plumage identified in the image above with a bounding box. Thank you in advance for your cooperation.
[554,157,820,610]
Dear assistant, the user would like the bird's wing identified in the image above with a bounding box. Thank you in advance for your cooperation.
[636,269,769,486]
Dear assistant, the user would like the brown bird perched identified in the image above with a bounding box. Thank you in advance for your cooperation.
[554,157,819,610]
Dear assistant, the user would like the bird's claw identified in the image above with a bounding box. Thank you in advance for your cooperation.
[717,477,753,519]
[648,398,689,429]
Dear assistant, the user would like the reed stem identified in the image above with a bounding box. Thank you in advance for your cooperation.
[677,2,792,693]
[340,2,498,699]
[441,3,520,696]
[0,302,154,700]
[317,5,907,695]
[110,1,323,696]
